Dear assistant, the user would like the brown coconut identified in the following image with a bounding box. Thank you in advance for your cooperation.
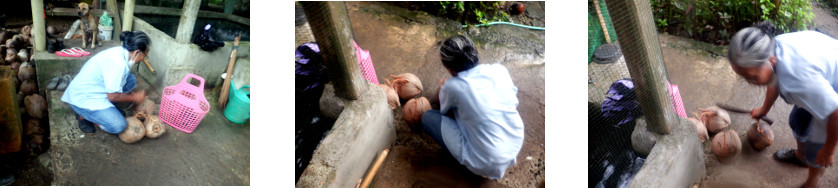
[389,73,423,100]
[21,25,31,37]
[24,119,44,136]
[24,94,47,119]
[17,49,28,61]
[18,62,34,81]
[5,48,18,62]
[144,115,166,138]
[711,130,742,159]
[378,82,400,110]
[119,116,146,144]
[26,134,44,157]
[698,106,731,133]
[402,97,431,128]
[20,80,37,96]
[747,121,774,151]
[690,113,709,143]
[133,98,156,120]
[5,39,16,50]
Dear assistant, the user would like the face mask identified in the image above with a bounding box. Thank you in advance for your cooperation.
[128,51,138,67]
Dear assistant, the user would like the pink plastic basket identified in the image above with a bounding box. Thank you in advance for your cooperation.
[159,74,210,133]
[354,40,378,84]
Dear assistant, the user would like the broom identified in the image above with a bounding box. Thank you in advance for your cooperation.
[218,34,242,110]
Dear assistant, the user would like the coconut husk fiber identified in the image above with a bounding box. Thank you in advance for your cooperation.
[402,97,431,128]
[698,106,731,133]
[747,121,774,151]
[389,73,423,100]
[711,130,741,159]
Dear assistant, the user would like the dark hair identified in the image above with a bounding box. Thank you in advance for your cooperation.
[119,31,151,52]
[440,35,478,73]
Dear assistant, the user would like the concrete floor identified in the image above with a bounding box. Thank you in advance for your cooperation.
[41,63,249,185]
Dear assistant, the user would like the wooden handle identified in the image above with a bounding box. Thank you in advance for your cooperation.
[715,103,775,125]
[143,59,155,75]
[360,148,389,188]
[218,34,242,109]
[593,0,611,43]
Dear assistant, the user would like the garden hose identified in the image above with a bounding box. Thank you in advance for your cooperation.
[463,21,545,30]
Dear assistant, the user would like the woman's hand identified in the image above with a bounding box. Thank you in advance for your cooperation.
[751,106,768,120]
[815,149,834,168]
[133,89,146,104]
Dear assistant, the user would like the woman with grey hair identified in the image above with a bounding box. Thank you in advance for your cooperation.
[729,21,838,188]
[421,35,525,180]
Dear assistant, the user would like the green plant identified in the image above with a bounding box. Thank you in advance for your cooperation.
[438,1,509,25]
[656,18,669,29]
[650,0,815,44]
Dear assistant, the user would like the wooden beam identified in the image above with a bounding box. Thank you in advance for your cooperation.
[31,0,47,51]
[604,0,678,134]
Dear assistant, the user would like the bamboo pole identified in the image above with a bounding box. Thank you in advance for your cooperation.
[360,148,390,188]
[594,0,611,43]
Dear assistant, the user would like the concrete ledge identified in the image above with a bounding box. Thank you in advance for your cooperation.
[297,82,395,188]
[630,117,705,188]
[119,3,251,26]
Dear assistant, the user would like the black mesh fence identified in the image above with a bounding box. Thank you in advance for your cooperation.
[588,0,677,187]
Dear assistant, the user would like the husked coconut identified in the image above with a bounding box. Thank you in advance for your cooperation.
[378,82,400,110]
[389,73,423,100]
[144,115,166,138]
[24,94,47,119]
[119,116,146,144]
[20,80,37,95]
[690,112,709,143]
[698,106,731,133]
[26,134,44,157]
[711,130,741,159]
[5,48,18,62]
[133,98,156,120]
[18,62,34,81]
[747,121,774,151]
[21,25,32,37]
[402,97,431,128]
[25,119,44,136]
[17,49,28,61]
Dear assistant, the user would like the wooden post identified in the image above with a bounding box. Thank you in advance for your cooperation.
[176,0,201,43]
[106,0,122,39]
[31,0,47,51]
[300,1,365,100]
[604,0,678,135]
[122,0,136,31]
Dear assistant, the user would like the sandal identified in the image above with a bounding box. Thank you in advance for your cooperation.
[74,113,95,133]
[70,47,91,56]
[56,75,71,91]
[55,49,82,57]
[774,148,808,167]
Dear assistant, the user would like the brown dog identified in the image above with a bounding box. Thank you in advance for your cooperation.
[76,2,99,49]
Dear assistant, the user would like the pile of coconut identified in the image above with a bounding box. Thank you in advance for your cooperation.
[119,98,167,144]
[378,73,431,130]
[2,25,47,157]
[689,106,774,161]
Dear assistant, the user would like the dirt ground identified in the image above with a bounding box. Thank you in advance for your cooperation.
[295,2,544,187]
[659,14,838,186]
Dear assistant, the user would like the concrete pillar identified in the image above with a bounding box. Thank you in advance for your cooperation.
[301,1,364,100]
[31,0,47,51]
[176,0,201,43]
[106,0,121,39]
[122,0,136,31]
[604,0,677,135]
[224,0,237,14]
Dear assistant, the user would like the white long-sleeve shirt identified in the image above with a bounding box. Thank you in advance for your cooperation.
[439,64,525,179]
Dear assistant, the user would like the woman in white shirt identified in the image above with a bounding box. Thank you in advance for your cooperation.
[729,21,838,188]
[421,35,525,179]
[61,31,149,134]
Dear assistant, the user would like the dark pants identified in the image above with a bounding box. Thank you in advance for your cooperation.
[421,110,447,147]
[789,106,825,168]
